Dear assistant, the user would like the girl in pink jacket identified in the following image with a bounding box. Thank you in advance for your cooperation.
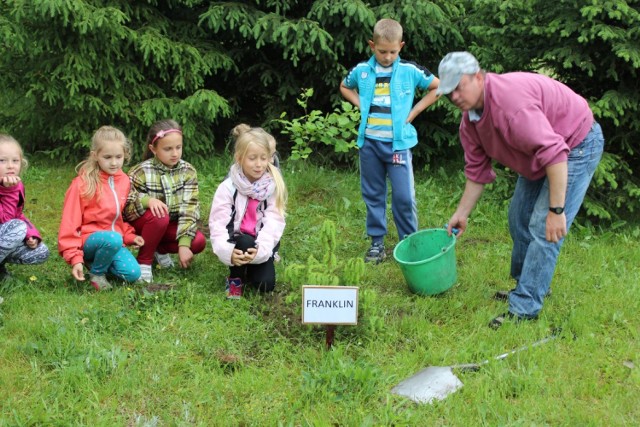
[0,135,49,284]
[209,124,287,298]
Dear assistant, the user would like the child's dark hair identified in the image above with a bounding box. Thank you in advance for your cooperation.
[144,119,182,160]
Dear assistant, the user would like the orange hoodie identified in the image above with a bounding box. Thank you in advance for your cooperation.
[58,170,137,266]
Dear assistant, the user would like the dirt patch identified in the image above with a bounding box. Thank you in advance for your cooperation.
[142,283,175,293]
[216,351,242,373]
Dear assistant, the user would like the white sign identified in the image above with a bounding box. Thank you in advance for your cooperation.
[302,286,359,325]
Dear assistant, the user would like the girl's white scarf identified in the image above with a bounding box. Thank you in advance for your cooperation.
[229,163,275,201]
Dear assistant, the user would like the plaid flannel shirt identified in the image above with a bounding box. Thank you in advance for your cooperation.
[124,157,200,246]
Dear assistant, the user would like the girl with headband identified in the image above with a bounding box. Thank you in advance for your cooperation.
[124,119,206,283]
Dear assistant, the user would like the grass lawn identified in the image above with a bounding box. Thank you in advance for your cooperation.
[0,158,638,425]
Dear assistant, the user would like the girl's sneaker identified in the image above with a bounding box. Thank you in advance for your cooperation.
[89,274,113,291]
[139,264,153,283]
[225,277,243,299]
[154,252,175,269]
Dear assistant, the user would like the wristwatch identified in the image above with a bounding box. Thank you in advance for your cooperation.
[549,206,565,214]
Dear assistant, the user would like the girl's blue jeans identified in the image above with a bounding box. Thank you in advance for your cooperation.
[83,231,140,282]
[507,122,604,318]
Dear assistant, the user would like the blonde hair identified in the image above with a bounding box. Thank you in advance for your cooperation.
[144,119,182,160]
[0,134,28,174]
[76,126,131,200]
[230,124,287,215]
[373,18,403,43]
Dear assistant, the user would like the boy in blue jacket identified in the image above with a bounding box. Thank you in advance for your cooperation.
[340,18,440,263]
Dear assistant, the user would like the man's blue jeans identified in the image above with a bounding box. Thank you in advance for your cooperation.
[507,122,604,318]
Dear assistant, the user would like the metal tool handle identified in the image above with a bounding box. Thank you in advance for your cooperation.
[453,334,557,371]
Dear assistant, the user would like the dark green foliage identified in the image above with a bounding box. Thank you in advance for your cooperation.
[466,0,640,218]
[0,0,233,160]
[0,0,462,161]
[1,0,639,218]
[200,0,465,159]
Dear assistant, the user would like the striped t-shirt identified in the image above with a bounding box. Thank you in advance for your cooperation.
[365,63,393,143]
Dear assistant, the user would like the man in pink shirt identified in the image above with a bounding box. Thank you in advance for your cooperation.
[438,52,604,328]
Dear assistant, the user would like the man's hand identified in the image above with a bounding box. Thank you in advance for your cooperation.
[546,212,567,243]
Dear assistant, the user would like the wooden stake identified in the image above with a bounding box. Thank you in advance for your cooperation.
[326,324,336,350]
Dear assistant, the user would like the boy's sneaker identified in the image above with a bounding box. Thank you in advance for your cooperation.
[139,264,153,284]
[364,242,386,264]
[89,274,113,291]
[225,277,243,299]
[154,252,175,269]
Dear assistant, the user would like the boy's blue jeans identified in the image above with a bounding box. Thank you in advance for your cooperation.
[84,231,141,282]
[360,138,417,241]
[507,122,604,318]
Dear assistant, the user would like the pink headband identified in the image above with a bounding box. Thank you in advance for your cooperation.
[151,128,182,145]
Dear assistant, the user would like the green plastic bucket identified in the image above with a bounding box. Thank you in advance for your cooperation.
[393,228,457,295]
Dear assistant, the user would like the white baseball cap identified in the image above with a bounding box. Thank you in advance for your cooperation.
[436,52,480,95]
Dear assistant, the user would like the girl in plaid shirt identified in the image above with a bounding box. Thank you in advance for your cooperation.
[124,119,206,283]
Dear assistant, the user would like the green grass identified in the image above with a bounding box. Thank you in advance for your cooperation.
[0,158,639,425]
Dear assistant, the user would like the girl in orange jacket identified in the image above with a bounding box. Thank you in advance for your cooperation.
[58,126,144,291]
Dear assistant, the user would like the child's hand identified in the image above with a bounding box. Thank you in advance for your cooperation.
[231,248,248,266]
[231,247,257,266]
[131,235,145,248]
[148,198,169,218]
[25,237,39,249]
[1,176,21,187]
[178,246,193,268]
[72,263,85,281]
[244,247,257,262]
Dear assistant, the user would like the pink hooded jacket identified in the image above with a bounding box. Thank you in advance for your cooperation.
[0,181,42,241]
[209,177,285,267]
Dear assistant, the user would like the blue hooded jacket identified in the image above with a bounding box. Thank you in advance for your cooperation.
[342,55,434,151]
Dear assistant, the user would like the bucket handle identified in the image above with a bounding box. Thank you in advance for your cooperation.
[403,226,459,241]
[440,224,459,252]
[444,224,460,236]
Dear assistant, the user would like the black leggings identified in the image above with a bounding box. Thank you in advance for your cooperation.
[229,234,276,292]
